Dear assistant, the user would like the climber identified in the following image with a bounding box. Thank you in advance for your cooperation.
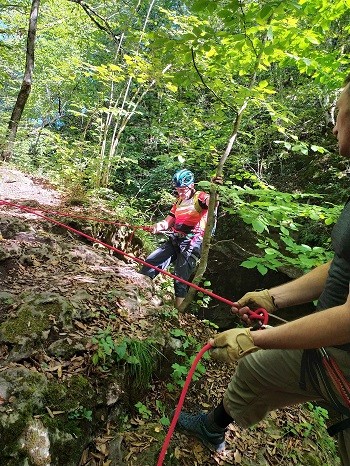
[140,169,217,309]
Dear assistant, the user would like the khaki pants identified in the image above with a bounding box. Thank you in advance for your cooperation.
[223,348,350,466]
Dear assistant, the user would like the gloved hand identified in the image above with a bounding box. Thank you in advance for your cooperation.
[152,221,167,234]
[210,328,260,363]
[237,289,277,314]
[152,223,160,234]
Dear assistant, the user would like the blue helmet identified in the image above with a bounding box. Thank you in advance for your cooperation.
[172,169,194,187]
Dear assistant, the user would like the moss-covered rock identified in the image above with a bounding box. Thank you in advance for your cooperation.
[0,367,110,465]
[0,241,23,261]
[47,338,85,359]
[0,291,15,306]
[20,418,51,466]
[0,292,80,360]
[41,375,108,465]
[44,375,95,412]
[0,368,48,462]
[0,216,30,239]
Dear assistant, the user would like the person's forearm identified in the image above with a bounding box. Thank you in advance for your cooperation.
[269,261,331,309]
[253,302,350,349]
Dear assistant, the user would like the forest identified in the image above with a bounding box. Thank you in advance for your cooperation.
[0,0,350,465]
[2,0,350,275]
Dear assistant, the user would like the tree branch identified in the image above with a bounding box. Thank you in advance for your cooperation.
[68,0,120,44]
[179,16,274,313]
[191,48,236,113]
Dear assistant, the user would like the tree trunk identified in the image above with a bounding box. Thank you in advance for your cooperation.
[1,0,40,161]
[179,17,272,313]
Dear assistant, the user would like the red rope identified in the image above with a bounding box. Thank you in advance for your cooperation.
[0,200,243,308]
[1,202,273,328]
[3,203,151,230]
[322,357,350,409]
[156,342,212,466]
[0,201,272,328]
[5,201,350,461]
[0,200,269,465]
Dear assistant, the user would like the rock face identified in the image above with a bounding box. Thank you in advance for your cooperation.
[0,167,61,206]
[0,204,169,465]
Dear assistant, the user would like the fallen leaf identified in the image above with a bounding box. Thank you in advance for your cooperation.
[234,449,242,463]
[46,406,54,418]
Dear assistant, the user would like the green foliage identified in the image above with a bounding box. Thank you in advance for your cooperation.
[201,319,219,329]
[68,405,93,422]
[160,306,179,320]
[133,399,170,426]
[306,402,329,431]
[2,0,349,229]
[155,399,170,427]
[220,182,341,274]
[134,402,152,420]
[1,0,349,285]
[196,279,212,307]
[283,402,337,460]
[91,330,158,389]
[305,403,338,462]
[167,328,208,391]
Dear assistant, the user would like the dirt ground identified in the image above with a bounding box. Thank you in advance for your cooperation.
[0,166,61,206]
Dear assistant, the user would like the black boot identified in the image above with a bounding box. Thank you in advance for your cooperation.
[176,411,226,452]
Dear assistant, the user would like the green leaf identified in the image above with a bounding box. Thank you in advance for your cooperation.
[192,0,210,12]
[170,328,187,337]
[92,353,99,365]
[257,264,268,275]
[115,341,127,359]
[172,363,188,377]
[160,416,170,426]
[258,80,269,89]
[258,5,273,23]
[265,247,279,255]
[241,259,258,269]
[165,82,178,93]
[252,218,266,233]
[126,355,140,364]
[300,244,312,251]
[267,25,273,41]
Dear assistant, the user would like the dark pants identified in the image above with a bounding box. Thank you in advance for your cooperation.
[140,235,201,297]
